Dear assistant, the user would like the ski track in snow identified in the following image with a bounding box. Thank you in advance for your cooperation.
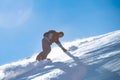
[0,30,120,80]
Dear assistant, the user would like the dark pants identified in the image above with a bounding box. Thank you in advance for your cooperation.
[36,38,51,61]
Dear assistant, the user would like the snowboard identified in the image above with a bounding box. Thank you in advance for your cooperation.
[36,58,52,62]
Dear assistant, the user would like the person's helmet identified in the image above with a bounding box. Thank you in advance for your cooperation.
[58,32,64,37]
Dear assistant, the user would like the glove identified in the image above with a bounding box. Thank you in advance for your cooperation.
[62,48,67,52]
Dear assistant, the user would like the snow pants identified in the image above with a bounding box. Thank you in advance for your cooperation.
[36,37,51,61]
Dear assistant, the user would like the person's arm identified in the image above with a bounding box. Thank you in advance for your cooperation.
[58,43,67,52]
[55,39,67,52]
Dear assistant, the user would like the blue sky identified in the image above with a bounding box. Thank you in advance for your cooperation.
[0,0,120,65]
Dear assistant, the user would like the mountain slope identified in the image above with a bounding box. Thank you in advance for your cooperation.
[0,30,120,80]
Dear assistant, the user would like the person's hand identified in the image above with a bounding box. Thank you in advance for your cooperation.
[62,48,67,52]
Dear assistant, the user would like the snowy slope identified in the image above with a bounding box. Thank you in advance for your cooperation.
[0,30,120,80]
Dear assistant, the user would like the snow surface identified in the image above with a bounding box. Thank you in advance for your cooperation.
[0,30,120,80]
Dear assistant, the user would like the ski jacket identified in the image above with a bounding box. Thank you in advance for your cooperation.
[43,30,61,44]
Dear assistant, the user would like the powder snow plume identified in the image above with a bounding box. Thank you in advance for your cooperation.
[0,30,120,80]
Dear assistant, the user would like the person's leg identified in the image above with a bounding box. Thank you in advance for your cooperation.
[36,38,51,61]
[36,52,44,61]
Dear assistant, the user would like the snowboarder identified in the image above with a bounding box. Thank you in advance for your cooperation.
[36,30,67,61]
